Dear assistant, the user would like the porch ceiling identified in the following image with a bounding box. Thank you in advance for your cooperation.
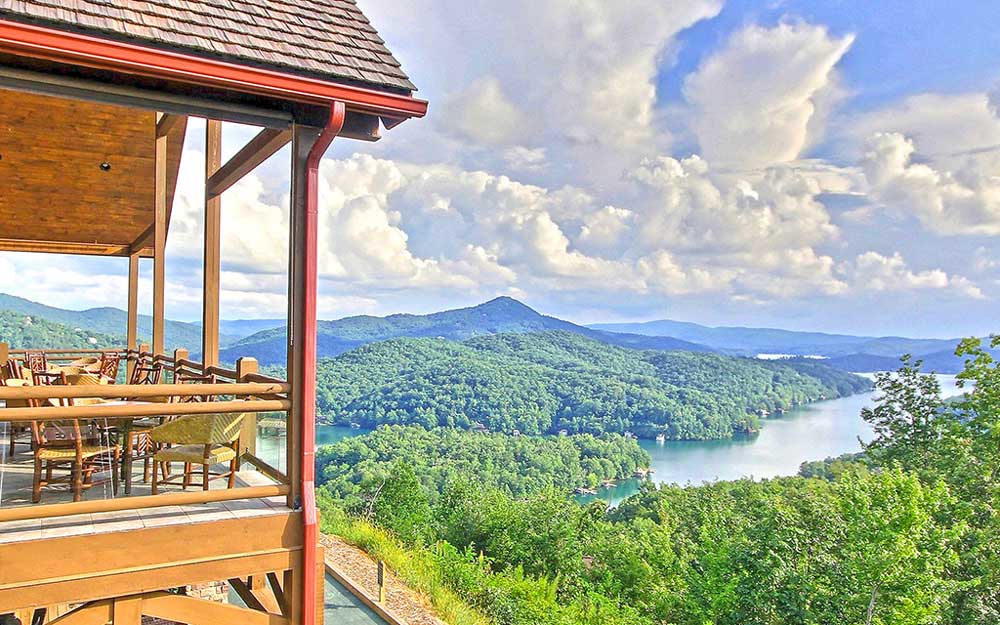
[0,88,184,256]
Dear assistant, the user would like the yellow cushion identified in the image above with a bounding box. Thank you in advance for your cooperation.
[149,413,245,446]
[37,445,116,460]
[154,444,237,464]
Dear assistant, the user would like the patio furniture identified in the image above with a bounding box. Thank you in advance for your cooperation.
[120,362,167,483]
[98,352,122,381]
[172,372,219,402]
[150,412,245,494]
[24,351,47,374]
[28,371,120,503]
[0,376,32,456]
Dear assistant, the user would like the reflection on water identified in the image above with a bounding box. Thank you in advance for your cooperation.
[578,373,963,505]
[258,374,964,508]
[257,425,367,472]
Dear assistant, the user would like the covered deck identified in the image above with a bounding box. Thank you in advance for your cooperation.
[0,3,427,619]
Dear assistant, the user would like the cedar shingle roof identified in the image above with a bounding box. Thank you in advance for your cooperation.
[0,0,416,93]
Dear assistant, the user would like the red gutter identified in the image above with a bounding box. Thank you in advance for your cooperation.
[301,101,346,623]
[0,19,428,119]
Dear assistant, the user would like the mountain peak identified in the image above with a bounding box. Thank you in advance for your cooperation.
[475,296,539,317]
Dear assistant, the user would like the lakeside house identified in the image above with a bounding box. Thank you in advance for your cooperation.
[0,1,425,621]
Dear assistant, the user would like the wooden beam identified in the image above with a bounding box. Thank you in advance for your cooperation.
[126,254,139,381]
[0,484,288,524]
[228,578,268,612]
[129,116,186,254]
[141,592,289,625]
[237,357,260,466]
[111,597,140,625]
[206,128,291,199]
[0,239,134,256]
[0,514,302,609]
[340,111,381,142]
[229,576,283,614]
[268,572,290,617]
[202,119,222,367]
[155,113,184,138]
[152,120,167,355]
[286,125,320,510]
[46,601,112,625]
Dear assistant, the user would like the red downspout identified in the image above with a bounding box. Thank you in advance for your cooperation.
[302,101,346,622]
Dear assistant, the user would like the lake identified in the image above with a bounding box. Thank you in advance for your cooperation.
[578,373,964,505]
[257,373,964,506]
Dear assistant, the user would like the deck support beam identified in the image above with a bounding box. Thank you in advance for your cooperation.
[206,128,291,199]
[151,115,167,355]
[202,119,222,367]
[126,253,139,380]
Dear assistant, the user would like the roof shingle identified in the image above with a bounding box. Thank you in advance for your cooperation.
[0,0,416,92]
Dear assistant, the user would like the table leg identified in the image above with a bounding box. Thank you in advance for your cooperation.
[122,419,133,496]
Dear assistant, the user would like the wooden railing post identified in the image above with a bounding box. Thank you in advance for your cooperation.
[173,348,189,382]
[0,341,8,365]
[237,356,259,467]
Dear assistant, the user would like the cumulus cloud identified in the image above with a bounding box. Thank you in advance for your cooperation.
[442,77,527,146]
[843,251,984,299]
[683,21,854,169]
[844,92,1000,164]
[861,132,1000,236]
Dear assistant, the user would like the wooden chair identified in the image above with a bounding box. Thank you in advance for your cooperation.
[150,413,245,494]
[1,358,26,382]
[24,351,47,374]
[0,375,33,456]
[29,371,119,503]
[172,371,218,403]
[98,352,122,382]
[121,362,167,483]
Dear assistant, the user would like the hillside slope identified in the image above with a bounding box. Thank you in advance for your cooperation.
[305,330,871,440]
[0,310,122,349]
[222,297,712,364]
[0,293,225,351]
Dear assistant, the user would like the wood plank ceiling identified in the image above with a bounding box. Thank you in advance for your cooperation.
[0,88,185,256]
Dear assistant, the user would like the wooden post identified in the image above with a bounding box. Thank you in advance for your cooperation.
[111,597,141,625]
[126,254,139,381]
[173,348,189,383]
[152,115,168,355]
[0,341,8,365]
[236,356,259,467]
[202,119,222,367]
[286,124,321,509]
[377,561,386,603]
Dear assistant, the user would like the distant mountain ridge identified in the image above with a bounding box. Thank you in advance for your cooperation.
[590,318,991,373]
[0,293,241,352]
[221,297,713,364]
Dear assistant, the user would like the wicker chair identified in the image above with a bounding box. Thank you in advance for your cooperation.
[28,371,120,503]
[0,375,32,456]
[149,413,245,494]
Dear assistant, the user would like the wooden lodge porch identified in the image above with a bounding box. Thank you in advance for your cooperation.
[0,345,316,616]
[0,2,426,620]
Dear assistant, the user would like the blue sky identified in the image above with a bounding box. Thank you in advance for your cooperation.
[2,0,999,339]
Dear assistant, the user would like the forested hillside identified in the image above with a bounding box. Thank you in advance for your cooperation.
[310,330,870,440]
[222,296,711,364]
[317,425,649,501]
[0,293,220,350]
[320,337,1000,625]
[0,310,122,349]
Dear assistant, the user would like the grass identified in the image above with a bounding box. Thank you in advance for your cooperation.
[320,505,490,625]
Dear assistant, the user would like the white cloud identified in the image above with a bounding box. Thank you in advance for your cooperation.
[442,77,526,146]
[861,132,1000,236]
[844,92,1000,165]
[843,251,984,299]
[683,21,854,169]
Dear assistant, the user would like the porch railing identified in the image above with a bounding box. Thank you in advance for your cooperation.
[0,344,293,524]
